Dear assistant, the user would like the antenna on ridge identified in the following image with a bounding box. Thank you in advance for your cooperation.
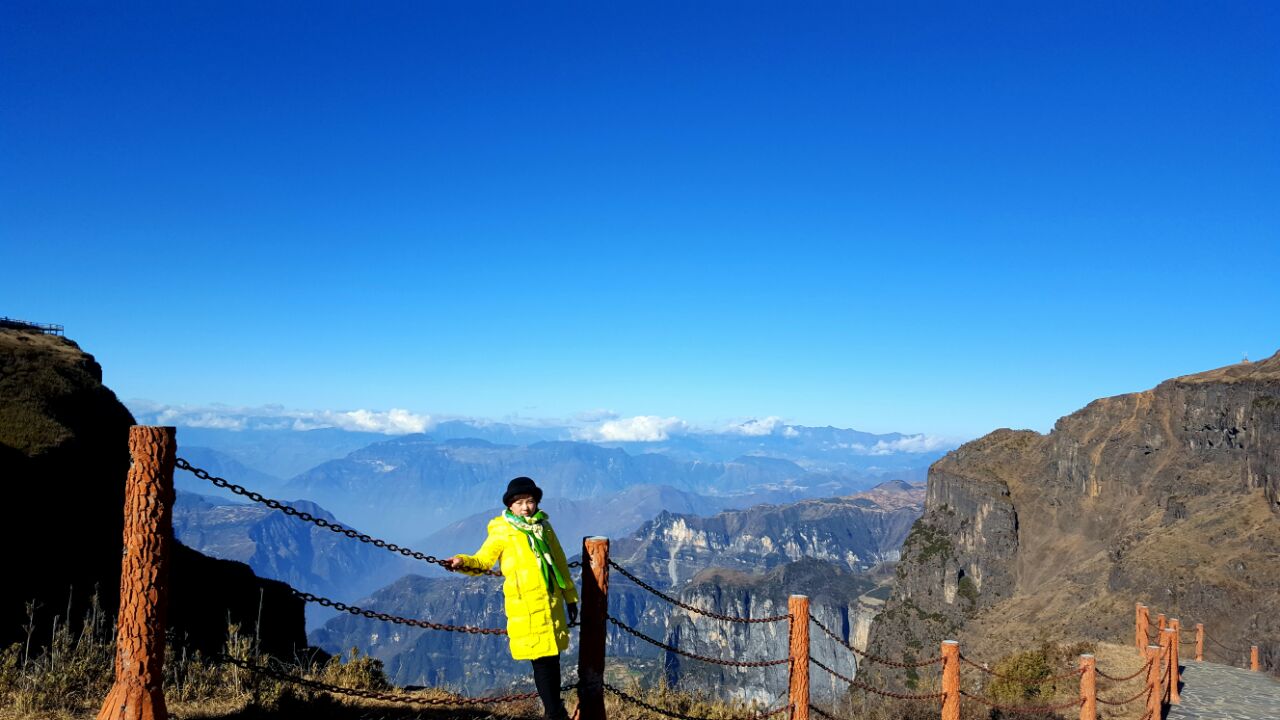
[1242,352,1250,364]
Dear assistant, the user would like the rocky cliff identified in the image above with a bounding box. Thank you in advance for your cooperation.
[0,327,306,657]
[869,352,1280,673]
[611,481,924,586]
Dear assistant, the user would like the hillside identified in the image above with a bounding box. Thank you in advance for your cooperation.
[869,351,1280,672]
[0,326,306,657]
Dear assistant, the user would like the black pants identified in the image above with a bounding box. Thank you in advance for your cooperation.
[531,655,568,720]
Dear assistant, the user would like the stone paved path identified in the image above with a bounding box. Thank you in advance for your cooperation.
[1165,660,1280,720]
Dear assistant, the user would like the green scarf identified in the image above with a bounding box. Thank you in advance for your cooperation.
[504,510,568,591]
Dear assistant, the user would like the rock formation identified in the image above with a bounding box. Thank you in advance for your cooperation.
[0,327,305,658]
[869,351,1280,674]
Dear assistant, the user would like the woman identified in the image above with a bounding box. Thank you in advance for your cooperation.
[444,476,578,720]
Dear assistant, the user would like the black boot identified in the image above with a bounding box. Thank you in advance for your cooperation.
[531,655,569,720]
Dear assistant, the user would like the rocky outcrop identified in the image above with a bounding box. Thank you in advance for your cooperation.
[0,328,305,658]
[611,481,925,586]
[870,352,1280,673]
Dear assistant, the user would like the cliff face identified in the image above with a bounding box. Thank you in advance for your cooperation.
[611,483,925,586]
[870,352,1280,671]
[0,328,305,657]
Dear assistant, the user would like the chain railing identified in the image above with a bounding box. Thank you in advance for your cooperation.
[1097,657,1152,683]
[608,560,789,623]
[1205,632,1248,655]
[176,458,503,577]
[603,681,791,720]
[958,688,1084,714]
[606,614,788,668]
[959,653,1082,683]
[291,589,508,635]
[1097,685,1152,706]
[809,656,946,701]
[809,615,943,669]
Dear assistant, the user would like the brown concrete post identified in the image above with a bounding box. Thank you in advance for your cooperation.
[1157,613,1167,635]
[578,537,609,720]
[941,640,960,720]
[1145,644,1162,720]
[1167,624,1180,705]
[788,595,809,720]
[1079,654,1096,720]
[1159,628,1172,705]
[1136,603,1149,651]
[1252,646,1260,672]
[1195,623,1204,662]
[98,426,176,720]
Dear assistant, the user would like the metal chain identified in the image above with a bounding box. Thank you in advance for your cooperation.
[1096,657,1153,683]
[1097,685,1152,706]
[809,657,945,701]
[606,614,788,668]
[603,682,791,720]
[810,616,944,669]
[808,703,845,720]
[176,458,504,576]
[1205,632,1248,655]
[291,589,507,635]
[958,689,1084,714]
[217,654,538,705]
[608,560,789,623]
[959,653,1082,683]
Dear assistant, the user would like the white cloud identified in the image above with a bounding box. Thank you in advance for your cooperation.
[576,415,688,442]
[864,434,954,455]
[782,426,800,438]
[729,416,787,436]
[574,408,620,423]
[127,401,433,435]
[156,408,247,430]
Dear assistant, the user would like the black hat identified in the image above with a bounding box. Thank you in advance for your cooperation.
[503,476,543,507]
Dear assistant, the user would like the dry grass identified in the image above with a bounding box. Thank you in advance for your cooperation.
[0,593,768,720]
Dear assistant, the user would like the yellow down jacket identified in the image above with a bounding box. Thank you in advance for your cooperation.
[454,514,579,660]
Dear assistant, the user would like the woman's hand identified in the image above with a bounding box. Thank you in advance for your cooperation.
[442,556,467,571]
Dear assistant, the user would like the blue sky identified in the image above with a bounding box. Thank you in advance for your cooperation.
[3,1,1277,439]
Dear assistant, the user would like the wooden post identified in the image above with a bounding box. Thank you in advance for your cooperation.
[1252,646,1260,672]
[1145,644,1162,720]
[1136,604,1149,651]
[1079,654,1096,720]
[788,596,809,720]
[1195,623,1204,662]
[578,537,610,720]
[1157,613,1167,635]
[941,640,960,720]
[98,426,176,720]
[1167,623,1180,705]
